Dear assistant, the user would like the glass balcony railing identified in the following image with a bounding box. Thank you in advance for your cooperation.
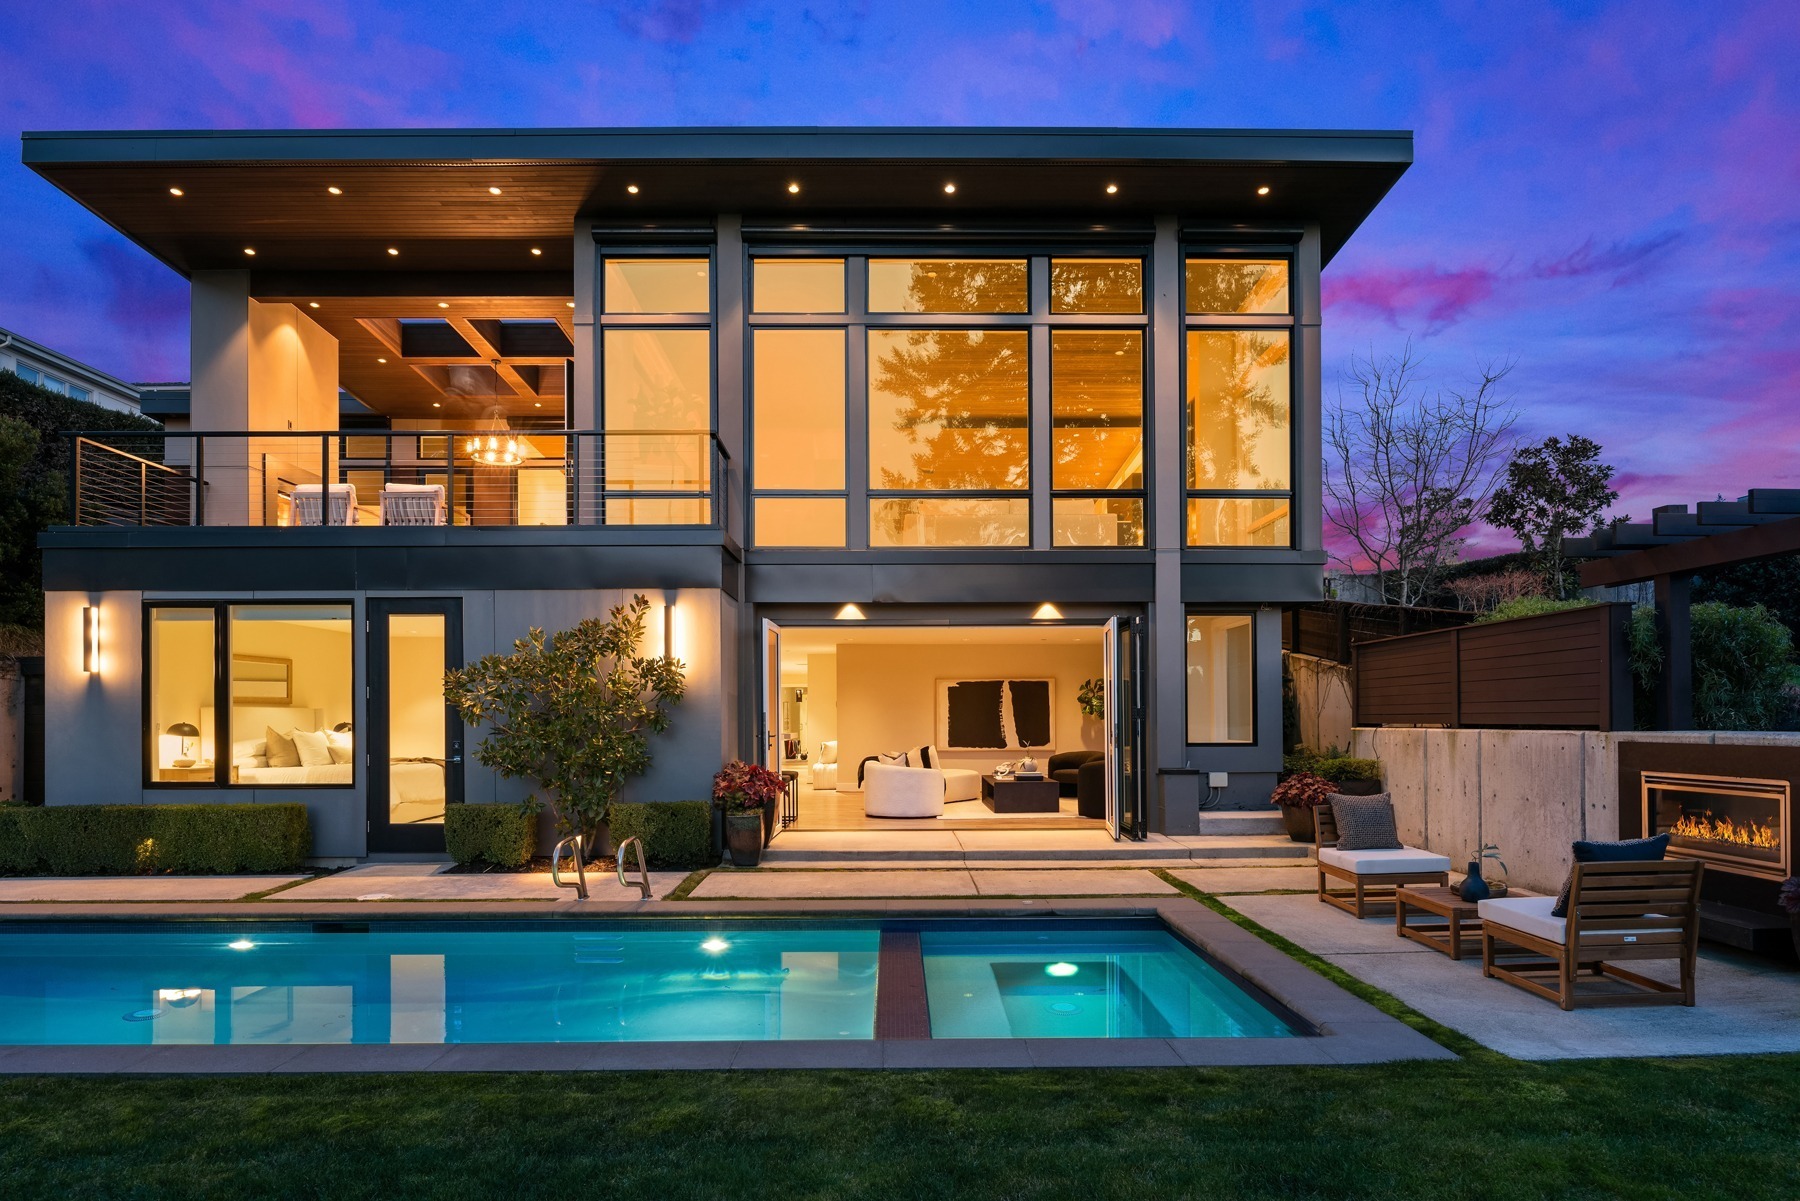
[62,429,728,530]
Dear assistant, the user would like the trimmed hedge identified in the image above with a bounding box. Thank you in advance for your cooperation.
[0,803,310,875]
[607,800,713,868]
[444,803,538,868]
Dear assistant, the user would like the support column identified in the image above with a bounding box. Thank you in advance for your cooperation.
[1654,572,1693,729]
[1149,216,1195,833]
[715,214,746,547]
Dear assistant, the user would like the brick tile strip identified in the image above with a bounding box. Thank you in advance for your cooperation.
[874,930,931,1039]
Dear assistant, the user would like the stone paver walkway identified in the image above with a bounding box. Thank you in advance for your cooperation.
[0,876,307,902]
[1169,865,1317,894]
[1225,892,1800,1060]
[686,868,1176,899]
[765,829,1306,864]
[276,864,685,901]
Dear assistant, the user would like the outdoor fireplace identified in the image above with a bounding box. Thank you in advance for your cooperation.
[1641,772,1790,882]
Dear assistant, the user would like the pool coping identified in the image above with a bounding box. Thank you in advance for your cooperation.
[0,897,1455,1072]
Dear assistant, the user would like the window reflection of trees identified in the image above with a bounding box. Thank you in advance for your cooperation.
[1185,261,1288,315]
[1187,330,1290,491]
[869,328,1028,492]
[870,259,1028,313]
[1050,259,1144,314]
[1052,331,1142,490]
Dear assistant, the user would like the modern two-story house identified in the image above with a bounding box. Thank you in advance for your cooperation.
[24,126,1409,860]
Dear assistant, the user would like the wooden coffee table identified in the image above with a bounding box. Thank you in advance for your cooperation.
[981,774,1061,814]
[1395,884,1483,960]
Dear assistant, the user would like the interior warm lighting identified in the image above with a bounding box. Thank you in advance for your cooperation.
[488,186,503,195]
[308,302,320,309]
[626,184,640,194]
[437,301,449,309]
[327,185,343,195]
[242,247,255,256]
[565,301,576,308]
[1105,183,1118,194]
[534,401,542,407]
[82,605,100,673]
[386,247,400,256]
[943,182,957,194]
[1032,603,1064,621]
[530,247,543,256]
[376,357,387,364]
[700,937,730,954]
[1045,962,1078,978]
[787,182,801,194]
[835,603,867,621]
[1256,185,1271,196]
[167,187,184,197]
[463,430,525,468]
[431,402,441,408]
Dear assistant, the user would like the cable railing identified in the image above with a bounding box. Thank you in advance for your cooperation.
[64,430,729,530]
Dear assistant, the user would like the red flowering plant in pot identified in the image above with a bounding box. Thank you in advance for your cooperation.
[1269,771,1335,844]
[714,760,783,867]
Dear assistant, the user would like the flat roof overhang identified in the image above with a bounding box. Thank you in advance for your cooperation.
[23,125,1411,274]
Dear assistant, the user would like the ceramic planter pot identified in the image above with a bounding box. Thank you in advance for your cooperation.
[762,795,778,847]
[724,813,764,867]
[1280,805,1318,843]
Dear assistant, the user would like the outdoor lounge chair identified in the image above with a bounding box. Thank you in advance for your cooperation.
[1478,859,1703,1010]
[379,482,448,526]
[1314,803,1451,918]
[290,482,359,525]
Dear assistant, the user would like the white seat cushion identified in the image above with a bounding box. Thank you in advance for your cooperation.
[1317,845,1451,875]
[1480,896,1679,946]
[941,768,981,803]
[809,761,838,791]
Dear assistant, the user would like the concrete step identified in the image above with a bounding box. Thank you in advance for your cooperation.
[1180,836,1313,861]
[758,832,1313,867]
[1193,809,1287,837]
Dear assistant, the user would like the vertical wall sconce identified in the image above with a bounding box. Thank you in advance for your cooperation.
[663,597,677,662]
[82,605,100,673]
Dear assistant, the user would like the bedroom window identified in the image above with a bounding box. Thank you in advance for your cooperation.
[144,601,355,788]
[1185,612,1255,745]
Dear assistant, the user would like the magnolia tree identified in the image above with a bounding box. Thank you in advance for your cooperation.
[444,596,686,850]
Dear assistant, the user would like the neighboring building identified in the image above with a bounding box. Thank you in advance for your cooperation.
[23,125,1410,860]
[0,324,143,414]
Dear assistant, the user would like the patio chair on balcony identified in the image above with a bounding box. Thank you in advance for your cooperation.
[379,482,448,526]
[1478,859,1703,1010]
[291,483,360,526]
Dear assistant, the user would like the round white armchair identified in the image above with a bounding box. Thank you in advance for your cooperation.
[862,763,946,818]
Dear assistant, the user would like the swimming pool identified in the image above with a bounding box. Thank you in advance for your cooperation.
[0,920,1300,1045]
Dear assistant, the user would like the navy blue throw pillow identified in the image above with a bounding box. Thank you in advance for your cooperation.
[1551,834,1671,917]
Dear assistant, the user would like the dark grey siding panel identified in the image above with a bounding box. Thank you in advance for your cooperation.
[746,561,1153,604]
[1181,562,1324,603]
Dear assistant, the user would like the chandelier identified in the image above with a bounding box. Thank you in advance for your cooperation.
[462,366,525,467]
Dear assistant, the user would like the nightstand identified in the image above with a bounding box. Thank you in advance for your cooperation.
[160,765,218,783]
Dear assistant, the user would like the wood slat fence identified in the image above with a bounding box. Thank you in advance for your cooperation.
[1353,603,1634,731]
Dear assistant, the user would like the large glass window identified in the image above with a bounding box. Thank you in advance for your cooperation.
[147,602,354,787]
[867,259,1028,314]
[603,258,710,314]
[1186,613,1254,744]
[1052,330,1144,546]
[1051,258,1144,314]
[867,329,1028,492]
[753,330,845,490]
[869,497,1029,548]
[753,258,846,314]
[754,497,847,547]
[1186,259,1290,314]
[602,328,711,523]
[1185,262,1294,547]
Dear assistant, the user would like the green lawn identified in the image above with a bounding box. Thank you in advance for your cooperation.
[3,1056,1798,1200]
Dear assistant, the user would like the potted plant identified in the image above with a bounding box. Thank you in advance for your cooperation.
[1317,754,1384,797]
[714,760,782,868]
[1779,877,1800,960]
[1269,771,1334,843]
[1078,678,1106,719]
[443,596,686,865]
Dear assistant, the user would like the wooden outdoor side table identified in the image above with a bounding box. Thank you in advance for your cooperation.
[1395,885,1483,960]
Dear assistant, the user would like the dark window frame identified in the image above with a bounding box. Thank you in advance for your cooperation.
[1183,607,1259,748]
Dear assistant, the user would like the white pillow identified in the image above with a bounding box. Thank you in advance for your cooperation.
[877,750,907,767]
[907,745,930,770]
[927,745,943,770]
[232,739,267,761]
[819,740,838,765]
[292,729,333,768]
[327,730,354,765]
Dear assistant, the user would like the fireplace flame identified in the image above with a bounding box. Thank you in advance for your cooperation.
[1670,811,1780,850]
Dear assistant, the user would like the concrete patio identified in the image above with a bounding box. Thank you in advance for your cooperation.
[0,876,308,902]
[274,862,687,901]
[1227,892,1800,1060]
[687,867,1179,899]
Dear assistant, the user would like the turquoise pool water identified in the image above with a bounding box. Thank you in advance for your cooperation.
[0,921,1295,1045]
[921,927,1295,1039]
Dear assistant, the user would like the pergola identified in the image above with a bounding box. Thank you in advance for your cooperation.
[1566,488,1800,728]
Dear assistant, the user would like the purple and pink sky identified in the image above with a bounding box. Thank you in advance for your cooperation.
[3,1,1797,554]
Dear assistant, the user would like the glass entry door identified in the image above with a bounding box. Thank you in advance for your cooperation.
[760,619,783,772]
[366,599,463,853]
[1104,615,1145,841]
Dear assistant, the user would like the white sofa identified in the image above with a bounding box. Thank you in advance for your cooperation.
[863,763,946,818]
[810,741,839,791]
[941,768,981,803]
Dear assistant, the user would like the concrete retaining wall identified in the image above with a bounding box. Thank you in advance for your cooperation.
[1350,727,1800,894]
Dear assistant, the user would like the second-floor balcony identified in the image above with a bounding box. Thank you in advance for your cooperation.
[64,429,728,531]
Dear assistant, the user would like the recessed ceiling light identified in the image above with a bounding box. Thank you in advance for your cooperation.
[943,182,957,194]
[243,247,255,256]
[1032,602,1063,621]
[1256,185,1271,196]
[377,357,388,364]
[308,302,320,309]
[626,184,639,194]
[488,186,502,195]
[168,187,184,197]
[327,186,343,196]
[835,603,867,621]
[566,301,575,308]
[534,401,542,407]
[432,402,441,408]
[787,182,800,194]
[438,302,449,309]
[530,247,542,256]
[387,247,400,256]
[1105,183,1118,194]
